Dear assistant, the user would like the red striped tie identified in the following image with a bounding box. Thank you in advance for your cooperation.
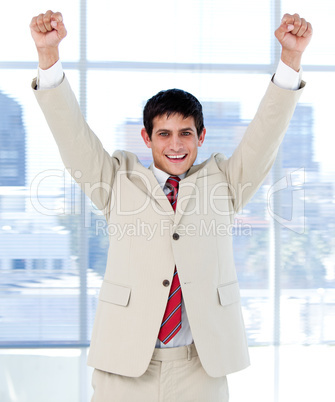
[158,176,182,344]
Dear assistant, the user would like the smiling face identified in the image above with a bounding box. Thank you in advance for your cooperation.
[141,113,206,176]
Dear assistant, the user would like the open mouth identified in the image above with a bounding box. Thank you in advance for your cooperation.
[165,154,187,162]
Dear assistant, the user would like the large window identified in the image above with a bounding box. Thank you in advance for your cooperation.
[0,1,334,401]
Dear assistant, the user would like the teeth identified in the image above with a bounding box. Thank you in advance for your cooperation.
[167,154,186,159]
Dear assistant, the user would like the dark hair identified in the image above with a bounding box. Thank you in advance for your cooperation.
[143,88,204,139]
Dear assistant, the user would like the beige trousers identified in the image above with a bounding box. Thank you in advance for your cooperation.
[91,344,229,402]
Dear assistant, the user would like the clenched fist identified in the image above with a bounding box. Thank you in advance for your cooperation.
[30,10,67,69]
[275,13,313,71]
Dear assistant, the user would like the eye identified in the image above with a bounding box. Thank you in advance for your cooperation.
[159,132,169,137]
[181,131,191,136]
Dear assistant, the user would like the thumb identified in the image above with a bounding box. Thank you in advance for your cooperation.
[275,21,294,41]
[283,23,295,32]
[50,17,67,39]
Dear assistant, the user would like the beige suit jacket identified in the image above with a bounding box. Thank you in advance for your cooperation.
[33,76,304,378]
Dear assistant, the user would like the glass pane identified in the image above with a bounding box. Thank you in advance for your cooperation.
[87,0,271,64]
[277,71,335,345]
[0,70,100,346]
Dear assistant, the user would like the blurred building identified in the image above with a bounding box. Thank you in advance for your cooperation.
[0,92,71,272]
[0,91,26,186]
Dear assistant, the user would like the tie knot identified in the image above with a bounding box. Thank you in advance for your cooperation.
[166,175,180,190]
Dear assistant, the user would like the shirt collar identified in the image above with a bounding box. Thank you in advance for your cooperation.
[152,164,187,189]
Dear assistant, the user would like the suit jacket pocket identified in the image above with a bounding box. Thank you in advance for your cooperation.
[217,281,240,307]
[99,280,131,306]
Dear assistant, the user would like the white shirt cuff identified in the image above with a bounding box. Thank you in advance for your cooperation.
[37,60,64,90]
[273,59,302,91]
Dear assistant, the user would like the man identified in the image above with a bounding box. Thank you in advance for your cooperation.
[30,10,312,402]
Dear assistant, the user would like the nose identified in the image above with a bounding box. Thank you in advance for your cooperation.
[169,134,183,152]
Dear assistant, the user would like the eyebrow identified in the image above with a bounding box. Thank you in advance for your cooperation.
[155,127,195,133]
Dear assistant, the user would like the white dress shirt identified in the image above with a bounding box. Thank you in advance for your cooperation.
[36,60,302,348]
[151,166,194,348]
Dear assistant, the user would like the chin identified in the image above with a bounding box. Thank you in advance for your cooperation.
[169,165,190,176]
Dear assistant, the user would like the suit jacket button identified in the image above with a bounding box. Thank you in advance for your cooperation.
[163,280,170,287]
[173,233,180,240]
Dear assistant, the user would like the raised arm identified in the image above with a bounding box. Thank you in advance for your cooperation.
[222,13,312,212]
[30,11,121,214]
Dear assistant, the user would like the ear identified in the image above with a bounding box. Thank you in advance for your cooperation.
[141,128,152,148]
[197,128,206,147]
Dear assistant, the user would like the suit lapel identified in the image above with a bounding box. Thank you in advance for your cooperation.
[174,171,199,227]
[144,164,175,221]
[174,156,218,226]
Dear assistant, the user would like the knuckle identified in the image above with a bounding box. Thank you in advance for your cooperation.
[44,10,53,21]
[281,13,291,22]
[36,14,45,25]
[30,17,36,27]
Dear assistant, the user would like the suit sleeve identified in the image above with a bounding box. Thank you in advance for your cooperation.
[217,79,305,213]
[32,75,119,211]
